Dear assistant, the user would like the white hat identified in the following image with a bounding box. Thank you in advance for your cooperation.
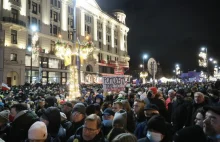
[28,121,47,140]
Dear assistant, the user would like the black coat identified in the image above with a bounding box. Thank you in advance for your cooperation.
[9,110,39,142]
[0,123,10,141]
[67,127,107,142]
[66,118,85,140]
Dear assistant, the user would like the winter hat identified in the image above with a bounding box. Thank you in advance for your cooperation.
[73,103,86,115]
[113,109,127,129]
[28,121,47,140]
[173,125,207,142]
[0,110,9,124]
[103,108,115,116]
[147,115,167,135]
[86,104,96,116]
[176,89,186,97]
[149,87,158,95]
[144,104,159,111]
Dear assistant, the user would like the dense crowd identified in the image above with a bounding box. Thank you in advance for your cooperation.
[0,80,220,142]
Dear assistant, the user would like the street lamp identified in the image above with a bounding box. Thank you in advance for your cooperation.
[142,54,148,71]
[140,64,143,68]
[209,58,213,61]
[213,60,218,64]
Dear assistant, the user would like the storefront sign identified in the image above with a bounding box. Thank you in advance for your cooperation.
[103,76,126,92]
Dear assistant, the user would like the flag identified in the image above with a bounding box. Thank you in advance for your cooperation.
[1,83,10,91]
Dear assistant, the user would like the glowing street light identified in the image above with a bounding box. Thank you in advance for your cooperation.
[140,64,143,68]
[142,54,148,71]
[28,46,32,52]
[213,60,218,64]
[209,58,213,61]
[31,25,37,32]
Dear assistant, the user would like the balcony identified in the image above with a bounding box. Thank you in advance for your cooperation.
[2,17,26,27]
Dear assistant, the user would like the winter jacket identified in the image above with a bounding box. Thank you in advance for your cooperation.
[9,110,39,142]
[66,118,85,140]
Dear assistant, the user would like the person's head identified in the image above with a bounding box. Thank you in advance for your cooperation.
[144,104,159,120]
[168,89,175,100]
[194,92,205,104]
[10,103,27,117]
[102,108,115,120]
[112,101,123,112]
[121,100,131,112]
[62,102,72,114]
[133,99,145,115]
[107,128,127,142]
[28,121,47,142]
[203,105,220,136]
[40,107,61,134]
[38,98,45,108]
[71,103,86,122]
[175,89,185,100]
[0,110,10,127]
[173,125,207,142]
[112,109,127,129]
[194,108,205,128]
[82,114,101,141]
[147,115,167,142]
[112,133,137,142]
[148,87,158,98]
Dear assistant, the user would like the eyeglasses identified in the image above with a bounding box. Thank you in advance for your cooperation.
[82,125,98,133]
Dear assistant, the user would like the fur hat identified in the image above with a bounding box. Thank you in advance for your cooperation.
[0,110,9,124]
[28,121,47,140]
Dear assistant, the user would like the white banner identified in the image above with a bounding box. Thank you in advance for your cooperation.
[103,76,126,92]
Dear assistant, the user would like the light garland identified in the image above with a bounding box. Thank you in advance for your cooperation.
[68,65,81,100]
[198,52,207,67]
[32,33,39,61]
[80,41,94,59]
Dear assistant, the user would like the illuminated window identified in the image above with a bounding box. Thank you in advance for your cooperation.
[10,54,17,61]
[11,30,17,44]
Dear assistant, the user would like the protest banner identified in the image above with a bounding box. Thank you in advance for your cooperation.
[102,76,126,92]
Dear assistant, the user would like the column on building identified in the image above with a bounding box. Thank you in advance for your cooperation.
[102,19,106,45]
[111,23,114,48]
[61,0,68,32]
[93,16,97,41]
[119,27,125,52]
[20,0,27,16]
[41,0,50,25]
[80,10,85,36]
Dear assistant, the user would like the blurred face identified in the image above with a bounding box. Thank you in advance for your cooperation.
[40,117,49,126]
[103,114,114,120]
[112,104,121,112]
[38,101,45,107]
[144,109,159,118]
[168,92,175,100]
[133,101,144,114]
[62,104,72,113]
[96,98,101,103]
[194,112,204,128]
[71,111,84,122]
[83,120,100,141]
[194,93,204,104]
[203,110,220,136]
[10,108,17,117]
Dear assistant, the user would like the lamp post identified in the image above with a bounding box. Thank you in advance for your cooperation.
[142,54,148,71]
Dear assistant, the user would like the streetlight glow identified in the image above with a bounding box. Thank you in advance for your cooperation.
[213,60,217,64]
[201,47,206,51]
[143,54,148,59]
[209,58,213,61]
[31,25,37,32]
[140,64,143,68]
[28,47,32,52]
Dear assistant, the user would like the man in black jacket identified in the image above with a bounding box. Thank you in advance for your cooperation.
[67,114,107,142]
[9,103,39,142]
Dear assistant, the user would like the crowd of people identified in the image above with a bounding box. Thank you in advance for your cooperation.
[0,80,219,142]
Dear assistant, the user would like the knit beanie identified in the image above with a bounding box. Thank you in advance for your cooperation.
[0,110,9,124]
[147,115,167,135]
[73,103,86,115]
[113,109,127,129]
[28,121,47,140]
[173,125,207,142]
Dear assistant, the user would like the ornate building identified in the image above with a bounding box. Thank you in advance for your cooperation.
[0,0,129,85]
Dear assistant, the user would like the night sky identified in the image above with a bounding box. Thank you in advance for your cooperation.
[96,0,220,75]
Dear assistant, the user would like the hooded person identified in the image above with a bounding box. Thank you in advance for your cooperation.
[41,107,66,142]
[45,96,57,108]
[173,125,207,142]
[0,110,10,141]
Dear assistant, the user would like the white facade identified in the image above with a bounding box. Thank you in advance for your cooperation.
[0,0,129,85]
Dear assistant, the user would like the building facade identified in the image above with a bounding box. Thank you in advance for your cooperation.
[0,0,129,86]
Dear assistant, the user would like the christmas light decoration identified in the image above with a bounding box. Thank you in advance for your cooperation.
[68,65,80,100]
[198,52,207,67]
[32,33,39,61]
